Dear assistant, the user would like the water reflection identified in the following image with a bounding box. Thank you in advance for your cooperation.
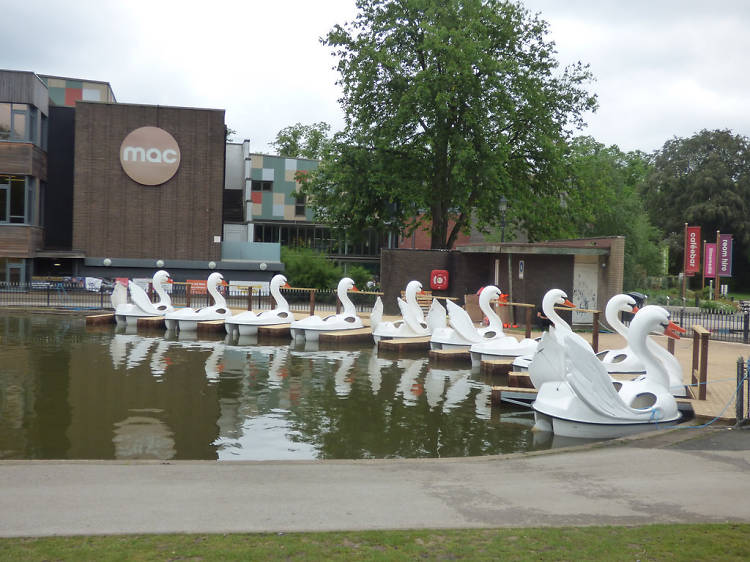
[0,312,562,461]
[113,411,176,460]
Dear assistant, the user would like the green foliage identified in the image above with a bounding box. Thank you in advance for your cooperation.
[309,0,597,249]
[2,524,750,561]
[641,129,750,284]
[272,122,331,159]
[281,247,342,289]
[700,299,738,313]
[344,264,374,290]
[563,137,664,289]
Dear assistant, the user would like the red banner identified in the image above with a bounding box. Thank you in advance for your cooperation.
[718,234,733,277]
[684,226,701,274]
[703,243,716,278]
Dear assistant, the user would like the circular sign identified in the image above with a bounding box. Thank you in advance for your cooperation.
[119,126,181,185]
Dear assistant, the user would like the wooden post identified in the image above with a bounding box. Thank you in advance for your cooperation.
[668,337,675,355]
[247,287,253,311]
[336,292,342,314]
[592,311,600,353]
[525,306,532,339]
[309,289,316,316]
[185,283,191,308]
[148,283,153,301]
[691,325,710,400]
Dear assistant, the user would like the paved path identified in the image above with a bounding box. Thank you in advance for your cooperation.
[1,426,749,537]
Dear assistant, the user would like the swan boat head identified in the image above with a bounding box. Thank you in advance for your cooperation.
[542,288,575,333]
[604,293,638,337]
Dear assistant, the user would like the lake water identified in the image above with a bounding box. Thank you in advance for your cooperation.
[0,312,556,461]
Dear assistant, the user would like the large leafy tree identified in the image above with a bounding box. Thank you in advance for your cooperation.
[272,122,331,159]
[564,137,662,288]
[305,0,597,249]
[641,129,750,284]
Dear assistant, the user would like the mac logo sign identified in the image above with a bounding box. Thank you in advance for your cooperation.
[120,126,181,185]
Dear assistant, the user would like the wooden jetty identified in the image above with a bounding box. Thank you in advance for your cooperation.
[428,348,471,364]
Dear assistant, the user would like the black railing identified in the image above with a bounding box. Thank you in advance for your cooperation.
[620,306,750,344]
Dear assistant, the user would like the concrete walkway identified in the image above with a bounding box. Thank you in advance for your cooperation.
[1,426,749,537]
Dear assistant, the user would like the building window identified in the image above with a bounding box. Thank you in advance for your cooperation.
[295,195,306,217]
[0,257,25,284]
[222,189,244,222]
[251,180,273,192]
[0,103,40,143]
[0,175,29,223]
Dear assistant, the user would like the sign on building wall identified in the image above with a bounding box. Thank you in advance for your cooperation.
[120,126,181,185]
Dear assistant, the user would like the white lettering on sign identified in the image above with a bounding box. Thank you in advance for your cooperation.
[122,146,180,164]
[688,231,698,267]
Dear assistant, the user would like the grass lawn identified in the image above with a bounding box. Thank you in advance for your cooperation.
[1,524,749,561]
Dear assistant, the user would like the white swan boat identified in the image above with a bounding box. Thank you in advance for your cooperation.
[371,280,438,342]
[164,272,233,332]
[532,305,684,439]
[113,270,175,325]
[465,288,538,366]
[289,277,363,341]
[225,274,292,337]
[430,286,514,351]
[517,289,583,390]
[596,293,644,374]
[596,293,687,397]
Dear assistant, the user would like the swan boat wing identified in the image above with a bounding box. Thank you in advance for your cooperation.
[446,300,482,343]
[563,335,651,421]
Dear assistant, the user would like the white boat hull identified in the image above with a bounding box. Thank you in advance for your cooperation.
[533,410,680,439]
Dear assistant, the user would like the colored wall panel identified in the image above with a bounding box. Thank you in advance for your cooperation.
[65,89,82,106]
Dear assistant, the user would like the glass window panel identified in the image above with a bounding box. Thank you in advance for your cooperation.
[10,177,25,222]
[0,187,8,222]
[28,106,38,144]
[12,111,26,140]
[0,103,10,140]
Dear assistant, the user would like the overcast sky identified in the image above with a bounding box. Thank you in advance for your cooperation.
[4,0,749,154]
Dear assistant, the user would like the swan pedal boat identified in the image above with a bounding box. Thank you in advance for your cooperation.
[289,277,363,342]
[225,274,292,337]
[532,305,685,439]
[164,272,233,332]
[370,280,435,342]
[113,270,175,326]
[595,293,687,397]
[431,286,516,352]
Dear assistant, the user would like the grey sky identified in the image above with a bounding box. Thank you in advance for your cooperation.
[4,0,749,154]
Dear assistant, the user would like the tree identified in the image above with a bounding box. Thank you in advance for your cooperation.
[641,129,750,285]
[564,137,662,288]
[281,247,343,289]
[307,0,596,249]
[272,122,331,159]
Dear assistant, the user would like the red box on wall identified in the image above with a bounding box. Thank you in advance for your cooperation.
[430,270,449,290]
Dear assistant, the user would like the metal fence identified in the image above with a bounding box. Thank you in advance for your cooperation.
[0,281,381,316]
[668,308,750,344]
